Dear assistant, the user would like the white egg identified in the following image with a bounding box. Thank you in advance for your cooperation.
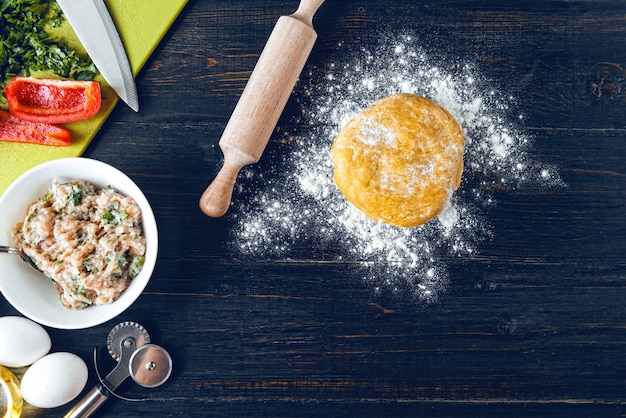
[21,352,88,409]
[0,316,51,367]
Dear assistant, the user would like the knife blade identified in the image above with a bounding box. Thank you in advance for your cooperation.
[56,0,139,112]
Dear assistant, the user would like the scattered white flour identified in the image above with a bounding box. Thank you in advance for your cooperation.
[230,33,563,303]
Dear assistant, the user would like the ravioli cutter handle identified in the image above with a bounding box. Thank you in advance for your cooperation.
[199,0,324,217]
[63,385,110,418]
[65,329,141,418]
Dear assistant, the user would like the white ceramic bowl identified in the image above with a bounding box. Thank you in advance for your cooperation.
[0,158,158,329]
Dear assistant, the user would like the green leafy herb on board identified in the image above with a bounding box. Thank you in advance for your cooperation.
[0,0,98,108]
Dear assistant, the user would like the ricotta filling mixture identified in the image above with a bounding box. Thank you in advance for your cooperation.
[13,180,146,310]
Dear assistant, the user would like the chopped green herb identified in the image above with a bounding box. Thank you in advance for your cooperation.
[130,256,144,278]
[100,209,114,223]
[0,0,98,108]
[69,190,81,206]
[100,206,130,226]
[82,258,96,273]
[118,251,127,267]
[68,184,84,206]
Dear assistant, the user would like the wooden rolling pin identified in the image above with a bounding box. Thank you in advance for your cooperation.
[200,0,325,217]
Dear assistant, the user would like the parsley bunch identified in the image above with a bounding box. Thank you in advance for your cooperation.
[0,0,97,107]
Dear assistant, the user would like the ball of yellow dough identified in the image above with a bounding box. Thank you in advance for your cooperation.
[331,93,464,228]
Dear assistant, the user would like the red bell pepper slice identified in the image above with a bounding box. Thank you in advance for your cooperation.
[0,110,70,146]
[5,77,101,124]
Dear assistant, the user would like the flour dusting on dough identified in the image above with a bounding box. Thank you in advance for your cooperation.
[232,32,563,303]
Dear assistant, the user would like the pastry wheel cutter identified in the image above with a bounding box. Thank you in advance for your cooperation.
[64,321,173,417]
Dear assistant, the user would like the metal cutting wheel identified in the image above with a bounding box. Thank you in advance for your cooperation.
[64,321,172,418]
[106,321,151,361]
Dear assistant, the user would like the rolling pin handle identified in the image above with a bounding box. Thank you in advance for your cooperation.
[292,0,325,26]
[199,158,243,218]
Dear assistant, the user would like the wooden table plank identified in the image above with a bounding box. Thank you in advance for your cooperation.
[4,0,626,416]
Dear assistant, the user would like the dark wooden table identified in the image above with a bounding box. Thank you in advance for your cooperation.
[4,0,626,416]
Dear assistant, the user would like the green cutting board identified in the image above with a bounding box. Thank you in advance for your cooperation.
[0,0,188,195]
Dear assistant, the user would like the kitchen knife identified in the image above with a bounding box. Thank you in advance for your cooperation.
[56,0,139,112]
